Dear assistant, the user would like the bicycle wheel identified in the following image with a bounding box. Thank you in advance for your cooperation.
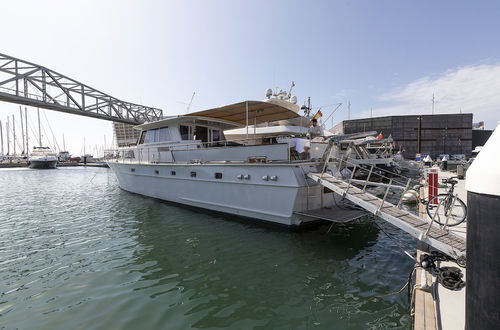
[426,194,467,226]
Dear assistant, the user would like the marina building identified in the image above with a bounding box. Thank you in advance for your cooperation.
[331,113,473,159]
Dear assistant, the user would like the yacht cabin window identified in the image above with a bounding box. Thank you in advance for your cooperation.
[180,124,222,144]
[139,131,146,144]
[211,129,221,142]
[180,125,192,140]
[158,127,171,141]
[141,127,172,144]
[194,126,208,143]
[144,130,155,144]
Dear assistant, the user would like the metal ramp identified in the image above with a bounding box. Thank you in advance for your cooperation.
[308,172,466,258]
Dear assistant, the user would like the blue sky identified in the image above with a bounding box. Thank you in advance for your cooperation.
[1,0,499,155]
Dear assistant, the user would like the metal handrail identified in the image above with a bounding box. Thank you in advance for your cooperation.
[110,133,323,164]
[317,152,421,214]
[137,134,312,150]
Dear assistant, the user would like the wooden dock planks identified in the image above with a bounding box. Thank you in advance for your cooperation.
[414,250,438,330]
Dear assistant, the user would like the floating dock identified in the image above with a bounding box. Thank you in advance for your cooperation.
[413,168,467,330]
[0,162,108,168]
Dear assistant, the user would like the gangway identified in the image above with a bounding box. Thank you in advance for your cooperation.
[307,139,466,259]
[308,171,466,258]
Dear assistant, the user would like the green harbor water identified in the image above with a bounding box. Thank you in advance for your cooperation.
[0,167,415,329]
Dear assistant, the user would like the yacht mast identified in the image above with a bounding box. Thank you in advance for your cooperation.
[63,134,66,151]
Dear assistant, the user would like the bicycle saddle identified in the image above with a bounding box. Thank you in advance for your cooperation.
[442,178,458,185]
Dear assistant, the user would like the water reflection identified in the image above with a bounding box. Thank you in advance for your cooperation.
[0,167,414,329]
[128,201,411,329]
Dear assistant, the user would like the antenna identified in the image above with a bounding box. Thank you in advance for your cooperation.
[287,81,295,98]
[321,103,342,129]
[177,92,197,113]
[432,93,435,115]
[187,92,196,113]
[348,100,351,120]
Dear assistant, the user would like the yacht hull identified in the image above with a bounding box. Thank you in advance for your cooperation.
[29,160,58,169]
[108,162,322,226]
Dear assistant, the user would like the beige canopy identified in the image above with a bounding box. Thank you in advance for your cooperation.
[186,99,300,125]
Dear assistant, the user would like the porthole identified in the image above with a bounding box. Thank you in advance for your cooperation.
[155,170,159,175]
[215,172,222,179]
[171,170,176,175]
[131,168,135,172]
[191,171,197,178]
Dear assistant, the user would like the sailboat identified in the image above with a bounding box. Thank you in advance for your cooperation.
[28,109,58,169]
[57,134,71,162]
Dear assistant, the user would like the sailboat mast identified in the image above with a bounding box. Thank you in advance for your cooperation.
[25,108,29,153]
[37,108,42,147]
[0,120,3,155]
[19,107,25,154]
[6,117,9,155]
[63,134,66,151]
[12,115,16,156]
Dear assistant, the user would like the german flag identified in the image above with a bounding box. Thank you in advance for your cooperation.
[312,110,323,120]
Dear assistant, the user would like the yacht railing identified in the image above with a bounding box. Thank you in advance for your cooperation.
[106,134,315,164]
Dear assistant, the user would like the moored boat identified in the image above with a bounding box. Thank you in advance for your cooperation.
[107,89,375,226]
[29,146,58,169]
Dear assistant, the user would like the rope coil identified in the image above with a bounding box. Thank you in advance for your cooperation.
[419,252,465,290]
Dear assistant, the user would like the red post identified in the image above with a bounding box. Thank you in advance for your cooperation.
[428,168,438,204]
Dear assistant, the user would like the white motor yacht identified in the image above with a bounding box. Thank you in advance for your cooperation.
[29,146,58,169]
[107,91,369,226]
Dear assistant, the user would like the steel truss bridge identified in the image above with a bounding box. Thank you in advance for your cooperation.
[0,53,162,124]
